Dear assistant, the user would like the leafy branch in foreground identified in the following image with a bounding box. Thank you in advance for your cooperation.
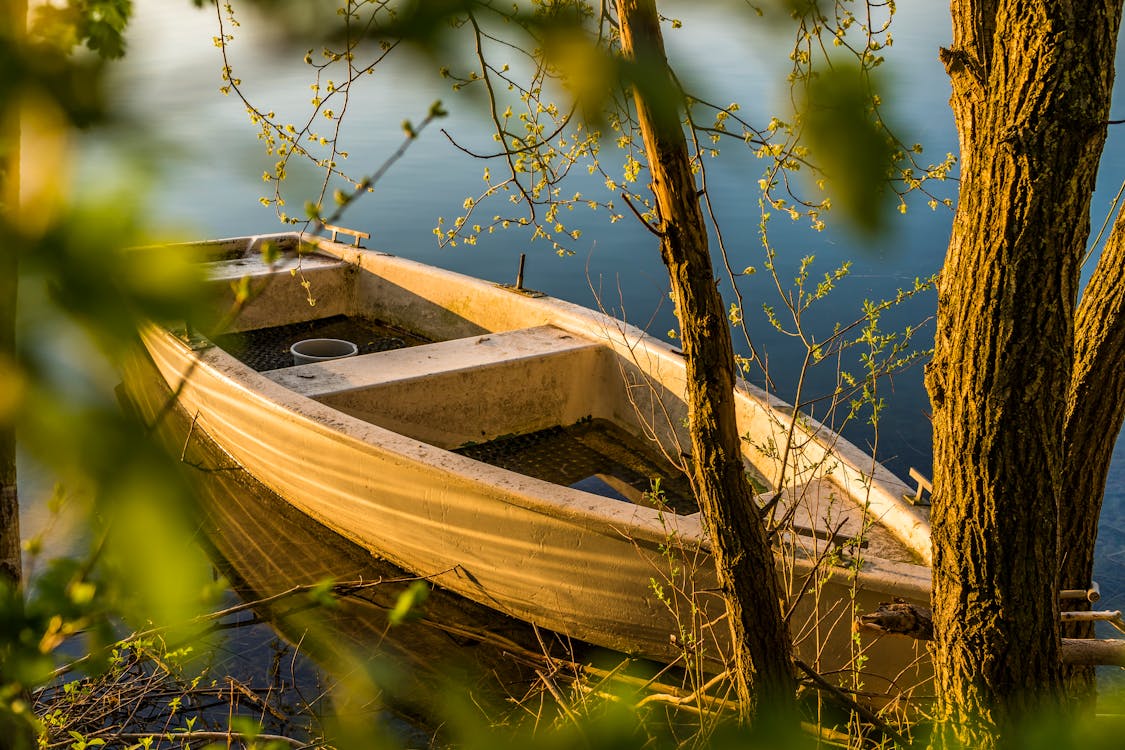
[211,1,954,259]
[212,0,455,241]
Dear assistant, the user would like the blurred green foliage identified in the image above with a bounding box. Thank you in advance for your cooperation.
[1,4,217,747]
[798,62,896,234]
[31,0,134,59]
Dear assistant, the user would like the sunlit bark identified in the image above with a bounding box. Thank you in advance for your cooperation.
[615,0,795,722]
[927,1,1123,746]
[1059,204,1125,698]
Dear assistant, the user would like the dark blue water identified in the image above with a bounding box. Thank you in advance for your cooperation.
[83,1,1123,619]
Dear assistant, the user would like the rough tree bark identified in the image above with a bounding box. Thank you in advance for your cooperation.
[0,0,24,589]
[614,0,795,721]
[926,1,1123,746]
[1059,205,1125,694]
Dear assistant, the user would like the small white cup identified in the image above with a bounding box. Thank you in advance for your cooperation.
[290,338,359,365]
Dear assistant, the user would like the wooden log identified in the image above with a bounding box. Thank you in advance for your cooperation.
[1060,580,1101,603]
[855,601,1125,666]
[1059,610,1121,623]
[1060,638,1125,667]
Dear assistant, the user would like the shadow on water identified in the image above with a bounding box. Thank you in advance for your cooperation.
[119,348,606,741]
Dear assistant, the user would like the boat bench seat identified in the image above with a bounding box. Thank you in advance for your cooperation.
[263,325,597,399]
[201,253,355,334]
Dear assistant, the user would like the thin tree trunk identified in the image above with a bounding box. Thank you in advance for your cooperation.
[927,1,1121,746]
[1059,203,1125,698]
[0,0,24,590]
[615,0,795,722]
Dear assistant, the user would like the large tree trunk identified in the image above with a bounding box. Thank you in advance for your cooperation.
[614,0,795,722]
[926,1,1122,746]
[0,0,24,589]
[1059,205,1125,697]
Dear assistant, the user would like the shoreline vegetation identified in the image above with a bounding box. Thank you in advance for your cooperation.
[32,582,1125,750]
[24,359,1114,749]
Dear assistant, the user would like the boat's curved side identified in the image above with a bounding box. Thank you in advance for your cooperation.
[322,240,932,564]
[140,233,933,699]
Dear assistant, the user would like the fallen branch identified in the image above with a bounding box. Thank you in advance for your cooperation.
[633,669,730,710]
[793,658,913,750]
[104,730,308,748]
[856,601,1125,666]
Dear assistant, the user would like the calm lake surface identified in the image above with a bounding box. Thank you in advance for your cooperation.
[70,1,1125,646]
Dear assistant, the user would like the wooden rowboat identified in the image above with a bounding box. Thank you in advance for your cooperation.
[139,230,933,702]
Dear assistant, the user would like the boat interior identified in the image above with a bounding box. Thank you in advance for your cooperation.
[183,236,923,565]
[189,238,699,505]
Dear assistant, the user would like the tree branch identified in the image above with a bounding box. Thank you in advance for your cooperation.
[856,602,1125,666]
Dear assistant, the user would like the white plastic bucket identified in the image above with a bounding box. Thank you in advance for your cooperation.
[290,338,359,365]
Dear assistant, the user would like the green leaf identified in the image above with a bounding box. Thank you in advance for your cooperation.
[230,716,262,742]
[260,240,281,266]
[306,578,340,608]
[67,580,96,606]
[32,0,133,59]
[230,275,251,305]
[799,62,896,234]
[387,580,430,626]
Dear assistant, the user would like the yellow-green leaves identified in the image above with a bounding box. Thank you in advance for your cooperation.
[306,578,340,608]
[100,461,215,641]
[542,26,616,126]
[260,240,282,266]
[230,275,251,306]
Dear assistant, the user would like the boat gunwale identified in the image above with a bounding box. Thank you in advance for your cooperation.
[143,231,932,583]
[146,322,932,606]
[301,233,932,564]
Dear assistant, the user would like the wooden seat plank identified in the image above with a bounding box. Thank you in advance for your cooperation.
[262,325,595,398]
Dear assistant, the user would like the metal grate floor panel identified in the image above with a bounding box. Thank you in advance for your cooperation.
[214,315,431,372]
[455,420,699,514]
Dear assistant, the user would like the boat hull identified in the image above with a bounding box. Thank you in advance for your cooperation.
[140,233,934,702]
